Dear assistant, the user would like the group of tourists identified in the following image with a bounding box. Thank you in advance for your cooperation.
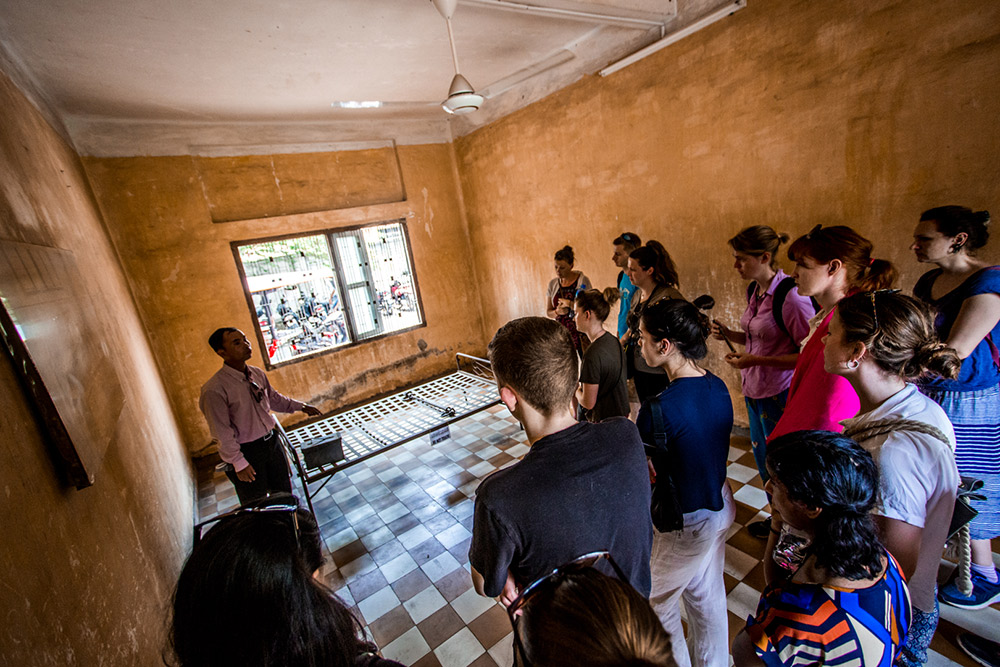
[170,206,997,667]
[540,206,997,666]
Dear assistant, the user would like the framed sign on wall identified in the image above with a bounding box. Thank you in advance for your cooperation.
[0,241,124,489]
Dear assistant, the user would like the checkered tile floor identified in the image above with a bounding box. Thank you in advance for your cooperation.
[195,405,998,667]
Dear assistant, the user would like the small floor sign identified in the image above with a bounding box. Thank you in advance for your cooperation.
[430,425,451,445]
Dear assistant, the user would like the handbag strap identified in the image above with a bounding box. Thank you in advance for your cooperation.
[649,397,668,452]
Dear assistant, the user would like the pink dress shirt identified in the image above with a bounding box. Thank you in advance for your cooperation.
[199,364,304,471]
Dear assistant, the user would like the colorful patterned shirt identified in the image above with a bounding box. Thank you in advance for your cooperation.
[745,552,911,667]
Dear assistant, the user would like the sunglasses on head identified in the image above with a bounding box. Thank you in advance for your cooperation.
[192,501,300,548]
[863,288,901,333]
[507,551,627,666]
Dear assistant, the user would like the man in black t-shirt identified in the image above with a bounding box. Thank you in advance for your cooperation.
[469,317,653,604]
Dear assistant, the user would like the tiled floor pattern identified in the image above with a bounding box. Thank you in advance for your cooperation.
[196,405,999,667]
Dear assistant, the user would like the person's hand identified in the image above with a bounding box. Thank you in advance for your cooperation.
[710,321,730,341]
[236,463,257,483]
[724,352,756,369]
[301,404,322,417]
[647,458,656,484]
[498,570,520,608]
[555,298,572,316]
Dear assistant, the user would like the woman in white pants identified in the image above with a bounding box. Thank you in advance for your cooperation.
[636,298,735,667]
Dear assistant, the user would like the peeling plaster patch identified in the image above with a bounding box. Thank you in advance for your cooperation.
[270,156,284,202]
[421,187,434,237]
[164,261,180,283]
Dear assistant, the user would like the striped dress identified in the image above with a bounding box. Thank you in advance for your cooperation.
[915,266,1000,541]
[745,553,911,667]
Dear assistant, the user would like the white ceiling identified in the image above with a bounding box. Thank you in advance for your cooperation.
[0,0,739,155]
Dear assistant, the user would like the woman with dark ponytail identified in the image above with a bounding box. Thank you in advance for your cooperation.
[732,431,911,667]
[624,240,684,402]
[574,288,629,422]
[910,206,1000,611]
[636,298,733,667]
[766,225,896,441]
[823,291,960,667]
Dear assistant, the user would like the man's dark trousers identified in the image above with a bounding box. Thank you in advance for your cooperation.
[224,429,293,505]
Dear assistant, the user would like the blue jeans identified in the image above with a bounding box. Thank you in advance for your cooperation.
[745,390,788,485]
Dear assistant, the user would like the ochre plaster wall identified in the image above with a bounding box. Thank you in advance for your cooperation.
[0,71,193,664]
[83,144,487,453]
[455,0,1000,421]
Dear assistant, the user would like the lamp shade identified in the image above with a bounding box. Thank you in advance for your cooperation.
[441,73,483,114]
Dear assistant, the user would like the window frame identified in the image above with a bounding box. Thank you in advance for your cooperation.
[230,218,426,370]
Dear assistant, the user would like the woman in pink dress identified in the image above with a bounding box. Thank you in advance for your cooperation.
[766,225,895,442]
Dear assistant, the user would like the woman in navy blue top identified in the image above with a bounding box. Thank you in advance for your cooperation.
[636,298,735,667]
[910,205,1000,610]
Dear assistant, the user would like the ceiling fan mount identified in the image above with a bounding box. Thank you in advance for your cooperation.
[431,0,484,115]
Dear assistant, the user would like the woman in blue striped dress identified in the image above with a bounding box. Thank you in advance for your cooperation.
[910,205,1000,609]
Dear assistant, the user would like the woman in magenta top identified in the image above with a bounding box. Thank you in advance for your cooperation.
[766,225,896,442]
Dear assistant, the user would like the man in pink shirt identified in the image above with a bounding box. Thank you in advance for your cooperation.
[199,327,321,505]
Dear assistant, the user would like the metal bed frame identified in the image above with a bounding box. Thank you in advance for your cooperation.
[278,353,500,516]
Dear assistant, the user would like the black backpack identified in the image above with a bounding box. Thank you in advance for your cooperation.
[746,276,817,341]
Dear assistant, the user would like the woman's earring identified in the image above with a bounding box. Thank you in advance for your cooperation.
[846,359,860,370]
[950,243,964,254]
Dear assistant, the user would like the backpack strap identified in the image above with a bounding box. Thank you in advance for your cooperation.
[771,276,797,340]
[748,276,802,342]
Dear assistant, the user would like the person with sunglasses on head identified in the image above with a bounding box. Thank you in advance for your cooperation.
[823,291,960,666]
[910,206,1000,611]
[199,327,321,505]
[624,241,685,403]
[507,552,676,667]
[635,298,734,667]
[732,431,912,667]
[711,225,815,540]
[470,317,653,611]
[170,494,403,667]
[612,232,643,339]
[765,225,896,444]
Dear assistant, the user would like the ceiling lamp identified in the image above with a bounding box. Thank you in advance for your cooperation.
[431,0,484,114]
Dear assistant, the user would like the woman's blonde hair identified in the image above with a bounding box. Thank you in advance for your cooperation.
[517,568,676,667]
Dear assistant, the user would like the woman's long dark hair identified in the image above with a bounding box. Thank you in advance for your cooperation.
[766,431,884,581]
[169,496,373,667]
[629,241,679,288]
[639,298,709,360]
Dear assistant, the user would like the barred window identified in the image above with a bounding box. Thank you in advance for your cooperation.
[233,220,423,368]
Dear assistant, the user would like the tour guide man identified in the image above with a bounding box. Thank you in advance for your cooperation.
[199,327,321,505]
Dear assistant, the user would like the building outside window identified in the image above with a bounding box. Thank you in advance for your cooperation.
[233,220,422,367]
